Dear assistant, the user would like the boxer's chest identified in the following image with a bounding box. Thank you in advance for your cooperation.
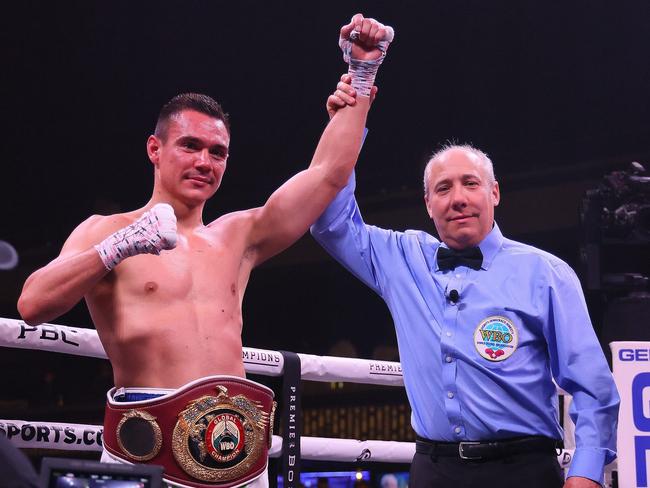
[113,232,248,305]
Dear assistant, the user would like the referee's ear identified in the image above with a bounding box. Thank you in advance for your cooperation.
[491,180,500,207]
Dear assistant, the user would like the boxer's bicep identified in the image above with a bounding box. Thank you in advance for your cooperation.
[19,215,118,325]
[245,167,341,266]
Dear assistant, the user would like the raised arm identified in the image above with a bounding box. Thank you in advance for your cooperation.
[246,14,394,266]
[18,205,176,325]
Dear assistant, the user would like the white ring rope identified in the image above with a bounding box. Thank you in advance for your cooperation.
[0,317,404,386]
[1,420,584,468]
[1,317,565,391]
[0,419,418,463]
[2,316,604,473]
[1,420,103,452]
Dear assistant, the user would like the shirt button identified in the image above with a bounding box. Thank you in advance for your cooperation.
[445,356,452,363]
[446,331,452,337]
[454,427,462,434]
[455,274,461,279]
[447,391,454,399]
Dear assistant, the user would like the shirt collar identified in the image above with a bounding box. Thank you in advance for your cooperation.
[477,222,503,270]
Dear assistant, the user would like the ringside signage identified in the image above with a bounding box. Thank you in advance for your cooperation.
[612,341,650,487]
[0,420,103,451]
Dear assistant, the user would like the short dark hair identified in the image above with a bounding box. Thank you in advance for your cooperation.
[154,93,230,140]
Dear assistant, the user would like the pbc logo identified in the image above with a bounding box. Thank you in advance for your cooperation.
[17,324,80,347]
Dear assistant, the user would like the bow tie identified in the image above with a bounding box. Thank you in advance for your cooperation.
[437,246,483,271]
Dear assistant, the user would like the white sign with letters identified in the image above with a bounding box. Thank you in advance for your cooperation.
[612,341,650,488]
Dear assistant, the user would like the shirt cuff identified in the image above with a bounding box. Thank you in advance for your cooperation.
[566,448,608,486]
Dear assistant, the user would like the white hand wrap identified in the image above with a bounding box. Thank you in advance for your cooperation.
[94,203,178,271]
[339,21,395,97]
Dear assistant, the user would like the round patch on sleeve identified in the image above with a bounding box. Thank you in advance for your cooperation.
[474,316,518,361]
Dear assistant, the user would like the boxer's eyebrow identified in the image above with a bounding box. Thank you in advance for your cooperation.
[209,143,228,157]
[177,136,203,147]
[177,136,227,154]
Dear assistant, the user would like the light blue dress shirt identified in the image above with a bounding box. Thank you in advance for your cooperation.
[310,172,619,484]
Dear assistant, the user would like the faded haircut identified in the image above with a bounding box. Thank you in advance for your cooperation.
[154,93,230,141]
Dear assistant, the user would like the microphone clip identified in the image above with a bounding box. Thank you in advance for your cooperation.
[448,289,460,303]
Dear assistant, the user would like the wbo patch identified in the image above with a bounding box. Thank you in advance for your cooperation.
[474,316,518,362]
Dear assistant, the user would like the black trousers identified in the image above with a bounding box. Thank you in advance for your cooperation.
[409,450,564,488]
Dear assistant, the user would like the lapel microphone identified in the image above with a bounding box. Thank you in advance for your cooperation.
[449,289,460,303]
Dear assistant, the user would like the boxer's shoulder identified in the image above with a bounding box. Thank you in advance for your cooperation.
[59,211,144,257]
[205,208,258,236]
[61,213,126,248]
[82,210,140,230]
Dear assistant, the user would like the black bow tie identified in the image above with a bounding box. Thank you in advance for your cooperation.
[437,246,483,271]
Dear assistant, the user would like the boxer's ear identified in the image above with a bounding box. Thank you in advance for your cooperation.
[147,135,161,166]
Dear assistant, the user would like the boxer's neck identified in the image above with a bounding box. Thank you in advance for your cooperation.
[145,196,206,231]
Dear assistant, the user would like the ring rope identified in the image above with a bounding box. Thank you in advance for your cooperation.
[0,317,405,385]
[0,317,616,477]
[1,419,584,467]
[0,419,418,462]
[1,317,566,391]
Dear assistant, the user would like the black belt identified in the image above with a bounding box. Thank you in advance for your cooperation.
[416,435,561,461]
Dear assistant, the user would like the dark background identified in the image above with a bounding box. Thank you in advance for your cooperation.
[1,1,649,423]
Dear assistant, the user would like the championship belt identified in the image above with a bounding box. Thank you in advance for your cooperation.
[103,376,276,488]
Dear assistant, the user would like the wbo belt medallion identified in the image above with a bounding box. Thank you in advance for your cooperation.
[172,385,270,483]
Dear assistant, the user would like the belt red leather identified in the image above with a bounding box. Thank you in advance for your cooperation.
[103,375,275,488]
